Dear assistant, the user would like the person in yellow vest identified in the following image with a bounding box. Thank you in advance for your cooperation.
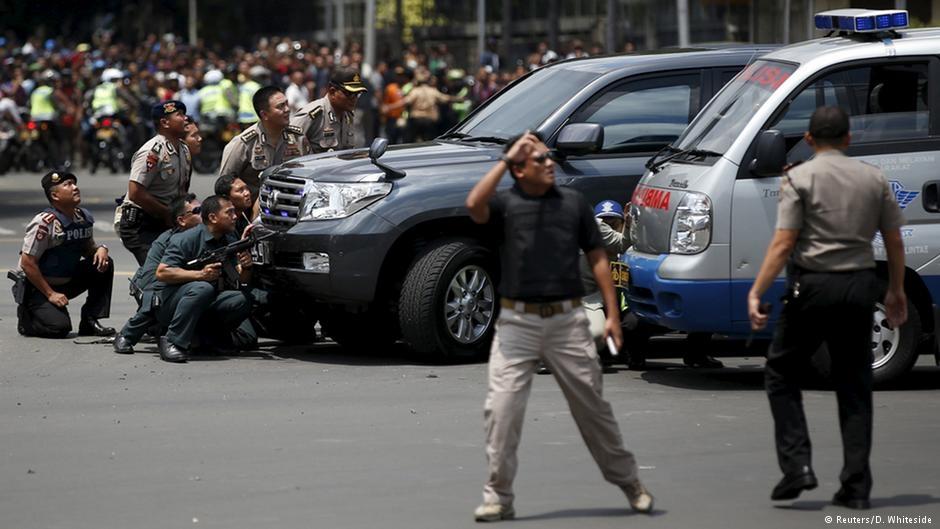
[237,66,268,129]
[220,68,239,117]
[30,70,66,168]
[197,70,235,122]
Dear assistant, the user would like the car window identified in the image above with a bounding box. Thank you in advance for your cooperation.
[571,74,701,154]
[767,62,930,162]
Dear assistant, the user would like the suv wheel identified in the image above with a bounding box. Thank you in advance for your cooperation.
[399,239,497,359]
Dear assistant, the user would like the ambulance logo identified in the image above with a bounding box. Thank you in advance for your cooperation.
[889,181,919,209]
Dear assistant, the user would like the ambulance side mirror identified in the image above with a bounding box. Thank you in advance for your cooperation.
[749,129,786,177]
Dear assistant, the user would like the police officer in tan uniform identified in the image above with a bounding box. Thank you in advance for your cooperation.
[13,171,114,338]
[748,107,907,510]
[219,85,309,201]
[290,67,365,154]
[119,100,192,265]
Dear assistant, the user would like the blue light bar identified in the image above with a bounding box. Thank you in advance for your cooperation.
[815,9,909,33]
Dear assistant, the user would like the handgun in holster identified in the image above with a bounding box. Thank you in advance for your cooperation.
[7,269,27,305]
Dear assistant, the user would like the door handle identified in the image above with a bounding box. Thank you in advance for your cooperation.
[924,181,940,213]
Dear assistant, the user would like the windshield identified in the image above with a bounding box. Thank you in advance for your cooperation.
[453,67,601,140]
[675,60,798,155]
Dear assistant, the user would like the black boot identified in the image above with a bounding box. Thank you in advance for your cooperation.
[78,319,116,337]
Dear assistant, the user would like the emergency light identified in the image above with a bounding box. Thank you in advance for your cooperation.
[814,8,908,33]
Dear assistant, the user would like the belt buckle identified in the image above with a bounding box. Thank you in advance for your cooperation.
[538,304,555,318]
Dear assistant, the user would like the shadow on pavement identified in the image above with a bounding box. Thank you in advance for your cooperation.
[779,494,940,511]
[515,507,666,521]
[639,365,767,391]
[258,339,484,367]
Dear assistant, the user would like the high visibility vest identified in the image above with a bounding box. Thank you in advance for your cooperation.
[91,82,120,116]
[30,86,56,121]
[238,80,261,124]
[198,84,234,118]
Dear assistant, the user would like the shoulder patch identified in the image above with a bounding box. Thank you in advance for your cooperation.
[285,125,303,135]
[40,212,56,224]
[307,107,322,120]
[239,129,259,144]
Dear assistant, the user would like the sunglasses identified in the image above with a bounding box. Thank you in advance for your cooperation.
[185,206,201,216]
[531,151,554,165]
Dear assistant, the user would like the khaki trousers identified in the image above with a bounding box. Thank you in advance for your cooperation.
[482,306,639,506]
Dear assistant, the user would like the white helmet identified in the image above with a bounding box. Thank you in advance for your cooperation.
[101,68,123,83]
[203,69,223,85]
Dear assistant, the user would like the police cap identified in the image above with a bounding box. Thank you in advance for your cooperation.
[41,170,77,194]
[151,100,187,121]
[330,67,368,93]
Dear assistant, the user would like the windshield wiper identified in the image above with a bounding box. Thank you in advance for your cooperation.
[460,135,508,144]
[644,145,681,172]
[438,131,469,140]
[647,147,722,174]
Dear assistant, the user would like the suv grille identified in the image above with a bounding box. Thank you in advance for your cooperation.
[259,174,305,229]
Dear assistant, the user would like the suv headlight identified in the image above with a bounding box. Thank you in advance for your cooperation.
[670,192,711,254]
[298,181,392,220]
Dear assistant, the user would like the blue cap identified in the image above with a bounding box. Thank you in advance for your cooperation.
[151,100,187,120]
[594,200,624,219]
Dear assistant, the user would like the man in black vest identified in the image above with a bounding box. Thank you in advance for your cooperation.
[15,171,114,338]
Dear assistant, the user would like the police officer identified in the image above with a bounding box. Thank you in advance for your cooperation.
[220,85,309,201]
[197,70,236,124]
[153,195,254,363]
[30,70,65,168]
[236,66,268,129]
[119,100,191,265]
[14,171,114,338]
[113,194,202,355]
[748,107,907,510]
[291,67,365,154]
[465,132,653,521]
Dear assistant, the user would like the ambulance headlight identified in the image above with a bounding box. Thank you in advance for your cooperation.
[670,192,711,254]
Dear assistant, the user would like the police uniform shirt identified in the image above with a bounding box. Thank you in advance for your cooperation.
[290,96,356,153]
[160,224,240,290]
[20,207,95,286]
[125,134,192,208]
[777,150,906,272]
[218,122,310,194]
[487,185,603,302]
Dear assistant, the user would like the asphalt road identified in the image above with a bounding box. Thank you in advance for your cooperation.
[1,170,939,529]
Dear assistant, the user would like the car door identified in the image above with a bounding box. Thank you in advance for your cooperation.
[557,70,705,206]
[729,57,940,327]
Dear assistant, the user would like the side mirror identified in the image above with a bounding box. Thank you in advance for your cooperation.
[749,130,786,177]
[555,123,604,156]
[369,137,388,161]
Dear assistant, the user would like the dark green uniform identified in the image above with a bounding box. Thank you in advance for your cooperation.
[156,224,253,351]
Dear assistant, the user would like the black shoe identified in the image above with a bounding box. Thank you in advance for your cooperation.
[158,337,188,363]
[628,357,647,370]
[113,335,134,354]
[771,468,818,500]
[832,489,870,510]
[78,319,116,337]
[683,354,724,368]
[536,362,551,375]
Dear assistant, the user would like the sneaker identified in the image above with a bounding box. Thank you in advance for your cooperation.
[623,480,654,514]
[473,502,515,522]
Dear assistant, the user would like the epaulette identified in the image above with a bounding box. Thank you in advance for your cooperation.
[307,107,322,120]
[39,212,56,225]
[239,128,259,144]
[149,141,163,155]
[285,124,303,135]
[344,113,352,124]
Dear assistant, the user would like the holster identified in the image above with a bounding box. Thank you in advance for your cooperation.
[7,269,26,305]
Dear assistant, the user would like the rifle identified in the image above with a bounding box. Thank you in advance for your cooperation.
[183,228,276,271]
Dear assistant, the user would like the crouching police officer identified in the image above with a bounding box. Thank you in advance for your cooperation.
[291,67,365,154]
[153,195,254,363]
[12,171,114,338]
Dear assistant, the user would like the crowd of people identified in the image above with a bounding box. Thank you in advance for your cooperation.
[0,31,614,171]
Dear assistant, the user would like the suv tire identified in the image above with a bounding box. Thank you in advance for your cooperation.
[399,239,497,360]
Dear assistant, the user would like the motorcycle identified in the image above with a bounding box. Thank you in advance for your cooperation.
[0,120,21,174]
[192,116,239,174]
[88,116,129,174]
[20,120,50,172]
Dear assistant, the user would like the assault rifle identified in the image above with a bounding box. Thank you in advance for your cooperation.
[184,228,276,271]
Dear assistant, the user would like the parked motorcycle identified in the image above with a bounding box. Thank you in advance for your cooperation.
[88,116,129,174]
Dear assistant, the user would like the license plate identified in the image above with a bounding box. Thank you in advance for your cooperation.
[610,261,630,288]
[252,240,271,265]
[96,128,114,139]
